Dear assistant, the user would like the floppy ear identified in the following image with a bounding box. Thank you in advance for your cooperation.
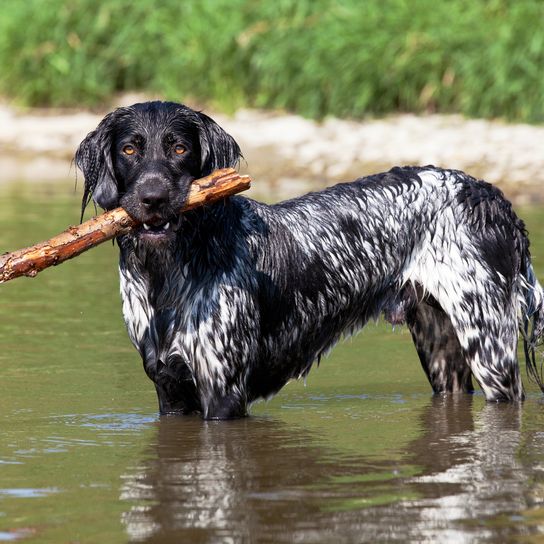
[196,111,242,176]
[75,110,120,220]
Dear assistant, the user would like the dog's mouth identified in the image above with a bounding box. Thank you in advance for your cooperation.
[143,220,172,233]
[138,215,182,241]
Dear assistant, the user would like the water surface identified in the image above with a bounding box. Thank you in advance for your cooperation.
[0,182,543,543]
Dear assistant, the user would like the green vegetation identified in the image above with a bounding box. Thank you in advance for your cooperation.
[1,0,543,122]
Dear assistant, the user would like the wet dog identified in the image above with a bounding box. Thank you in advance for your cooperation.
[76,101,544,419]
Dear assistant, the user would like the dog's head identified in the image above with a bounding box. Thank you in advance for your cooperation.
[76,101,241,243]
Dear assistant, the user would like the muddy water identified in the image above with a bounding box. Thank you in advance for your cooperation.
[0,182,543,543]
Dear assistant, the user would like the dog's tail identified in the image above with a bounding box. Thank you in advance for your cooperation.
[520,252,544,393]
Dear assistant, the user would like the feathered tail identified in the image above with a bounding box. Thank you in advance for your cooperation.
[520,254,544,392]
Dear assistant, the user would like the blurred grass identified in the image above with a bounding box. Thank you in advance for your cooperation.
[0,0,543,122]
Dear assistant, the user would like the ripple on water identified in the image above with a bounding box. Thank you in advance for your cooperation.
[49,412,158,432]
[0,488,59,498]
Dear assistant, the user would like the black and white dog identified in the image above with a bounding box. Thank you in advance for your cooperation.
[76,101,544,419]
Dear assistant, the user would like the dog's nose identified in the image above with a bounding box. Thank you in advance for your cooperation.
[139,184,169,210]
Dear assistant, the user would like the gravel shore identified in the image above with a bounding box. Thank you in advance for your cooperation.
[0,103,542,203]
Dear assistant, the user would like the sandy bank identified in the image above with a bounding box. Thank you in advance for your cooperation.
[0,103,542,203]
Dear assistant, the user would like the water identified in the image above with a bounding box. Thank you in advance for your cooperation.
[0,182,543,543]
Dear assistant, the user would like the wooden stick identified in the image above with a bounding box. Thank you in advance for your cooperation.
[0,168,251,283]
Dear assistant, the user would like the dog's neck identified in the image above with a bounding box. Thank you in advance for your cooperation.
[118,198,247,284]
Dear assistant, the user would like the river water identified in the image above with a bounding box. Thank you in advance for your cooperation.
[0,182,543,543]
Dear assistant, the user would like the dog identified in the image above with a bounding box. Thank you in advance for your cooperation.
[75,101,544,419]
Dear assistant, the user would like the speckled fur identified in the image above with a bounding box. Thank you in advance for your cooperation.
[76,102,544,419]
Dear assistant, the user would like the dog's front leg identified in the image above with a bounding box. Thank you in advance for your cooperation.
[154,381,201,415]
[203,391,248,420]
[192,285,257,419]
[196,362,249,420]
[145,355,202,415]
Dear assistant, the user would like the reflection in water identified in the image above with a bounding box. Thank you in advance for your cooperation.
[121,398,544,543]
[120,417,368,543]
[403,397,529,542]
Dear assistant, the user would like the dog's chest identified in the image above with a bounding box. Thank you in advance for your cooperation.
[119,263,192,345]
[118,261,251,382]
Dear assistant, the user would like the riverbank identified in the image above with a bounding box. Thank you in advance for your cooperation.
[0,102,542,203]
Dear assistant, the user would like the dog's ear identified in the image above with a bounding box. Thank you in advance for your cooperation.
[195,111,242,175]
[75,110,121,220]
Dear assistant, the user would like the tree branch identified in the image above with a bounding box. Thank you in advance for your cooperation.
[0,168,251,283]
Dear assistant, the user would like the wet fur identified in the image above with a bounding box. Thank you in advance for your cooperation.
[76,101,544,419]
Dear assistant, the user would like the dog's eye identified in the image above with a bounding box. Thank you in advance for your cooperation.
[122,145,136,156]
[174,144,186,155]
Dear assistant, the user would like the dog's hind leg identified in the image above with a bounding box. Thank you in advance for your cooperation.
[427,275,524,401]
[450,296,523,401]
[406,298,473,394]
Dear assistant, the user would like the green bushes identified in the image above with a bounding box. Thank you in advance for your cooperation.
[1,0,543,122]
